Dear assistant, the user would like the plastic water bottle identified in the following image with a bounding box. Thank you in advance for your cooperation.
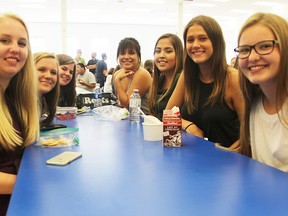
[94,83,102,108]
[129,89,141,123]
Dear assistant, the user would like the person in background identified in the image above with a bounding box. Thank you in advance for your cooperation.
[34,52,60,127]
[103,67,115,93]
[96,53,108,88]
[56,54,76,107]
[148,33,183,121]
[166,15,244,149]
[113,37,152,114]
[0,13,39,215]
[144,59,154,77]
[76,63,96,92]
[74,49,86,65]
[236,13,288,172]
[111,64,121,95]
[86,52,98,75]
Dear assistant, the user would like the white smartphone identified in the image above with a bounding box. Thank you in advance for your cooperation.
[46,151,82,166]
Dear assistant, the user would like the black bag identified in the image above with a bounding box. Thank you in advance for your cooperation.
[76,93,117,109]
[76,93,95,109]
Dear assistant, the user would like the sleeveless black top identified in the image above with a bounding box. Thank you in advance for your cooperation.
[155,73,180,121]
[181,81,239,147]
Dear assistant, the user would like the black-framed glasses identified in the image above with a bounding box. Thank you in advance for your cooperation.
[234,40,279,59]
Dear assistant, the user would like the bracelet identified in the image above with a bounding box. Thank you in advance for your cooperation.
[184,122,194,131]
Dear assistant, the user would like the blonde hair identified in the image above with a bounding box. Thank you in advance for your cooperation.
[34,52,60,127]
[0,13,39,150]
[238,12,288,156]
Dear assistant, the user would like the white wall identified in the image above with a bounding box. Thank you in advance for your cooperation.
[2,1,288,69]
[28,22,177,69]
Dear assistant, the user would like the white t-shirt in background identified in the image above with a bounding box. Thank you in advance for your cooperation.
[76,71,96,92]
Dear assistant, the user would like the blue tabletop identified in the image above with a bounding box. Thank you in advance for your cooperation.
[7,114,288,216]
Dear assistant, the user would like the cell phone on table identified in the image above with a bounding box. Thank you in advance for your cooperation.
[40,124,67,131]
[46,151,82,166]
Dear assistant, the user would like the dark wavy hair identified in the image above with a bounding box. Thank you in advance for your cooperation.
[116,37,141,62]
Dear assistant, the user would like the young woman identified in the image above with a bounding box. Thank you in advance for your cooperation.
[34,52,60,127]
[149,33,183,121]
[113,37,152,114]
[236,13,288,172]
[56,54,76,107]
[0,13,39,215]
[166,15,244,148]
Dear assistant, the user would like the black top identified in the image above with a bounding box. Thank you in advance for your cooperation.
[181,81,239,147]
[96,60,107,79]
[155,73,180,121]
[0,95,24,215]
[86,59,98,74]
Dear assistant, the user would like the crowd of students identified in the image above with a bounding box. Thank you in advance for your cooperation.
[0,11,288,215]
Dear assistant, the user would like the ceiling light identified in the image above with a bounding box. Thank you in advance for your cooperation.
[18,4,45,8]
[253,1,280,6]
[192,3,215,7]
[230,9,253,14]
[73,9,100,12]
[210,0,230,2]
[126,8,152,12]
[137,0,165,3]
[16,0,46,2]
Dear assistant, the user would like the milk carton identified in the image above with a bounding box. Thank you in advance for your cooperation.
[162,107,182,147]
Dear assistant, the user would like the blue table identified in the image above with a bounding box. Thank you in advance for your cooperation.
[7,114,288,216]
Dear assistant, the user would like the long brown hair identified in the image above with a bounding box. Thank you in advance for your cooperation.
[183,15,228,114]
[238,13,288,156]
[149,33,183,116]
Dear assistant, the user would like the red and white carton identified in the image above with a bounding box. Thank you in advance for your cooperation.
[162,106,182,147]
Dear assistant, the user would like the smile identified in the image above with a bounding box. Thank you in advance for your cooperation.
[5,57,19,62]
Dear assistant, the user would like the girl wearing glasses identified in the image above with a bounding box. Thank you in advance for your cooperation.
[236,13,288,172]
[166,15,244,148]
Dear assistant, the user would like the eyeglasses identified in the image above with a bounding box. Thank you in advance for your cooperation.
[234,40,278,59]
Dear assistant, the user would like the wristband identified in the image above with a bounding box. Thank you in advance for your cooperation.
[184,122,194,131]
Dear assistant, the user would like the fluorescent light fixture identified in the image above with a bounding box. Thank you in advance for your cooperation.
[73,9,100,12]
[16,0,46,2]
[191,3,215,7]
[126,8,152,12]
[18,4,45,8]
[230,9,253,14]
[253,1,280,6]
[211,0,230,2]
[137,0,165,3]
